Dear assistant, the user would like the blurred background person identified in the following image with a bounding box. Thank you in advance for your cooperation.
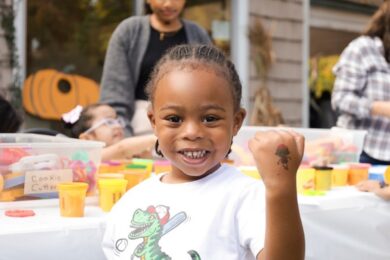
[99,0,211,137]
[332,1,390,165]
[0,94,22,133]
[63,104,156,161]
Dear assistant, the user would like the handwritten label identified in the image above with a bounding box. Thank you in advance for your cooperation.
[24,169,73,195]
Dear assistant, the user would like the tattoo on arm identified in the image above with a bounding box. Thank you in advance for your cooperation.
[275,144,290,170]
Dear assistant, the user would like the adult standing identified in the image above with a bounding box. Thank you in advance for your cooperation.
[100,0,211,136]
[332,1,390,164]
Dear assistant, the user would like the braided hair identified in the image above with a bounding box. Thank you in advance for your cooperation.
[146,44,242,112]
[363,0,390,62]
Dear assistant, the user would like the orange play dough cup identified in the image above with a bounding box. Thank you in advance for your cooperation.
[57,182,88,217]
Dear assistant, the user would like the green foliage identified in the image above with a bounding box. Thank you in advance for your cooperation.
[27,0,133,81]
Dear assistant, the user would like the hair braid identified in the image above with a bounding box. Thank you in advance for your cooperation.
[146,44,242,111]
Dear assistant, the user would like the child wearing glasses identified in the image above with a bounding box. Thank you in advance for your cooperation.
[102,45,304,259]
[62,103,156,161]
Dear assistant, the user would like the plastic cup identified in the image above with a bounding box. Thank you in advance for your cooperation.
[384,166,390,185]
[314,166,333,191]
[348,163,370,185]
[98,179,128,212]
[121,168,151,190]
[238,166,260,179]
[57,182,88,217]
[331,164,349,187]
[296,167,315,194]
[154,160,171,174]
[98,173,125,180]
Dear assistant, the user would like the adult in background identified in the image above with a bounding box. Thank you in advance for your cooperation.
[0,95,22,133]
[100,0,211,136]
[332,1,390,165]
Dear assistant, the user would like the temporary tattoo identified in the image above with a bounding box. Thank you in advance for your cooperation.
[275,144,290,170]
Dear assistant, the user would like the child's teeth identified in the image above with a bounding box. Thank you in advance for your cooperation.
[184,150,206,159]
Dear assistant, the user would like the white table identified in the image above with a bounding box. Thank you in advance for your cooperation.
[1,187,389,260]
[299,186,390,260]
[0,197,107,260]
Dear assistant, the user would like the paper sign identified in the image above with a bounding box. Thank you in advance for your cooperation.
[24,169,73,195]
[211,20,230,41]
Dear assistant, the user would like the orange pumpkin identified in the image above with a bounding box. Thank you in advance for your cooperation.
[22,69,100,120]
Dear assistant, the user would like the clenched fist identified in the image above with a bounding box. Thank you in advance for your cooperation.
[248,130,304,194]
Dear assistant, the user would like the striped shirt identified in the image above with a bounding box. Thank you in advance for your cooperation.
[332,35,390,161]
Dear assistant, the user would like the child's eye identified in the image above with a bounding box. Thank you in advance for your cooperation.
[203,115,219,123]
[166,115,182,123]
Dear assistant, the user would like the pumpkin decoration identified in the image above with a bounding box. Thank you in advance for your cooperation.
[22,69,100,120]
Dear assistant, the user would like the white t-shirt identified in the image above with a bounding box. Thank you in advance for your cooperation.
[102,164,266,260]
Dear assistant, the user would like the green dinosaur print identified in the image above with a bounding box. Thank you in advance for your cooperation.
[128,205,201,260]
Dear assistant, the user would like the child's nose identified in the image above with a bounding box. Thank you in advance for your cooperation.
[182,121,203,140]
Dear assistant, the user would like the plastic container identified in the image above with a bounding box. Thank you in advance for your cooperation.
[121,168,151,190]
[98,179,128,212]
[331,164,349,187]
[238,166,260,179]
[348,163,370,185]
[57,182,88,217]
[230,126,366,166]
[0,134,104,201]
[314,166,333,191]
[368,165,387,182]
[296,167,315,194]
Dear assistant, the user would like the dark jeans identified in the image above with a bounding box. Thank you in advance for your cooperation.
[359,151,390,165]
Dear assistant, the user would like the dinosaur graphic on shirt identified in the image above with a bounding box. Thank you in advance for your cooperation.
[128,205,201,260]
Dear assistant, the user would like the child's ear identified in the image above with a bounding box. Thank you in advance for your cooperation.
[233,108,246,135]
[147,109,157,134]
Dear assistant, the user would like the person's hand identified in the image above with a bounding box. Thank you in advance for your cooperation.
[355,180,380,192]
[374,186,390,200]
[248,130,304,195]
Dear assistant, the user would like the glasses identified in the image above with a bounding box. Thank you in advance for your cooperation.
[84,117,125,134]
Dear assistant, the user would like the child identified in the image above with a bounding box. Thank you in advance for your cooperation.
[62,103,156,161]
[102,45,305,259]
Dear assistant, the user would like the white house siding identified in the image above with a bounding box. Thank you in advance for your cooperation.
[249,0,304,126]
[0,0,13,99]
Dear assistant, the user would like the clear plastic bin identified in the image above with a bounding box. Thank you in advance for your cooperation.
[231,126,367,166]
[0,134,104,201]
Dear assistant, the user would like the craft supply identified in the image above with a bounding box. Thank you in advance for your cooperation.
[57,182,88,217]
[98,179,128,212]
[5,209,36,217]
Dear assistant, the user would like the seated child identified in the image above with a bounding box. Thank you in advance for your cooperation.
[356,180,390,200]
[62,103,156,161]
[102,45,305,259]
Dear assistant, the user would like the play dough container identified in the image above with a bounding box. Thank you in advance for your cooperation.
[296,167,315,194]
[314,166,333,191]
[348,163,370,185]
[384,166,390,185]
[121,168,151,190]
[98,179,128,212]
[238,166,260,179]
[153,160,171,174]
[57,182,88,217]
[331,164,349,187]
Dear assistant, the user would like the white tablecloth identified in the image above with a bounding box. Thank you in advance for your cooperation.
[299,186,390,260]
[0,198,107,260]
[0,187,389,260]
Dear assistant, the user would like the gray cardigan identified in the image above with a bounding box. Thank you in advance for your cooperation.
[99,15,211,136]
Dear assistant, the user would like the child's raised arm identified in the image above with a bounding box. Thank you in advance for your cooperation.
[248,130,305,260]
[101,134,156,161]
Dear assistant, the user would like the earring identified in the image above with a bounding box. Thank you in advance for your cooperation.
[154,140,164,157]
